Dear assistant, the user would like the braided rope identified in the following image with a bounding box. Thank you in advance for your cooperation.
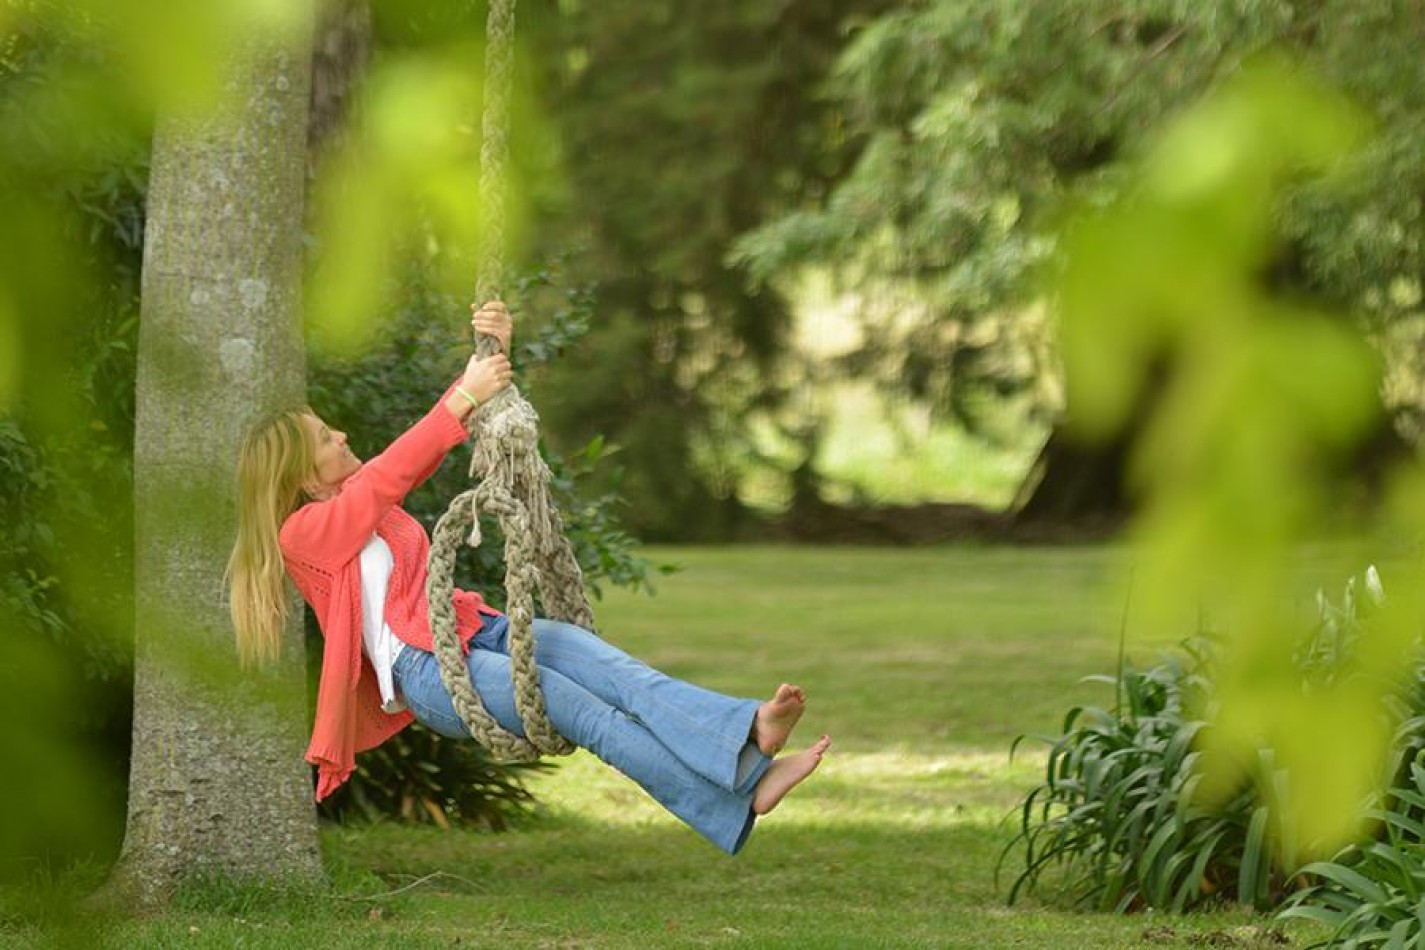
[475,0,515,315]
[423,0,592,759]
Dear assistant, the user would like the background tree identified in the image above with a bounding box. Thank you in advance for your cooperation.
[106,14,324,903]
[732,0,1425,522]
[523,0,891,538]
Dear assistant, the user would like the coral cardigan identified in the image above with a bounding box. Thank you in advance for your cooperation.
[279,390,498,801]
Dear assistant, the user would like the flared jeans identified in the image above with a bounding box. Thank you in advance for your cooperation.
[392,616,771,854]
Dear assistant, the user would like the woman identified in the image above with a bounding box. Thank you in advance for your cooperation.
[227,301,830,855]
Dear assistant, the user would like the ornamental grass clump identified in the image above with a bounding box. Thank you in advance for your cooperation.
[1003,633,1282,912]
[1282,759,1425,949]
[1005,568,1409,915]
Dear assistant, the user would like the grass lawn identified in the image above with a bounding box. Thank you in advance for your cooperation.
[11,545,1337,948]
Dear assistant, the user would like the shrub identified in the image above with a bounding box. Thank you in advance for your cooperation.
[1004,569,1396,913]
[1003,635,1283,912]
[317,724,551,830]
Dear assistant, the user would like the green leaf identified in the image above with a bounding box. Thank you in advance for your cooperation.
[1278,900,1347,928]
[1174,829,1224,913]
[1384,917,1412,950]
[1303,862,1392,907]
[1239,806,1270,908]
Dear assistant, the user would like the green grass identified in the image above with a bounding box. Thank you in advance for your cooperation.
[8,545,1332,948]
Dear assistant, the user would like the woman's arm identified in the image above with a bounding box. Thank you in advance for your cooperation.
[283,302,516,566]
[281,395,472,566]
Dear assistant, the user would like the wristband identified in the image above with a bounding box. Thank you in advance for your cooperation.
[454,386,482,411]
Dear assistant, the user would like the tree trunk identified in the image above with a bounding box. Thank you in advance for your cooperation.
[107,22,322,907]
[1012,424,1135,528]
[307,0,372,167]
[1015,397,1410,530]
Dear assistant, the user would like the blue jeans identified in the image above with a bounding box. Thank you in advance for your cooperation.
[392,616,771,855]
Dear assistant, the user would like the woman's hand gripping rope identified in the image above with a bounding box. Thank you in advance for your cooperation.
[447,301,515,422]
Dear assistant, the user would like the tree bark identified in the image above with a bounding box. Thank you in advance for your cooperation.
[1012,424,1135,528]
[107,21,322,906]
[307,0,372,167]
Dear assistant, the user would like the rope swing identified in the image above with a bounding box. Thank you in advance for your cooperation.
[423,0,590,760]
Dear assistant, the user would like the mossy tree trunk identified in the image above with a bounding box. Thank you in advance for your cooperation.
[107,22,322,906]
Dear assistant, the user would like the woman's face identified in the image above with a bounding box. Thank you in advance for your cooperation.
[301,413,362,499]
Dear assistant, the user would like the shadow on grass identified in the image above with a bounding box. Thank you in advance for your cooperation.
[3,813,1319,949]
[312,812,1311,950]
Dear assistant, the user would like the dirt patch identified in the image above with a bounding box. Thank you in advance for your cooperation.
[1141,925,1289,947]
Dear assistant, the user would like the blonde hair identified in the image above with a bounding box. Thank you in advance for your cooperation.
[227,407,315,666]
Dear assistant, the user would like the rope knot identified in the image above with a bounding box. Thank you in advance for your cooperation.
[473,391,541,468]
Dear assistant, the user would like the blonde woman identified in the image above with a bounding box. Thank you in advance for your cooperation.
[227,301,830,854]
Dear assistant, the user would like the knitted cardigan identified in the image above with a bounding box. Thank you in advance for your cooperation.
[280,389,498,800]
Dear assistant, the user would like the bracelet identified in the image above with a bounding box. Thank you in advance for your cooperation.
[454,386,482,411]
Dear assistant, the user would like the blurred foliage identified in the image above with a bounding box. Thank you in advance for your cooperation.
[0,573,122,888]
[304,0,568,353]
[306,53,485,350]
[0,9,150,879]
[307,46,553,353]
[1058,58,1403,854]
[0,1,310,414]
[0,0,657,864]
[1008,567,1423,915]
[1015,66,1425,944]
[733,0,1425,447]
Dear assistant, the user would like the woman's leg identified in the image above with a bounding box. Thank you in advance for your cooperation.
[393,645,765,855]
[477,617,770,793]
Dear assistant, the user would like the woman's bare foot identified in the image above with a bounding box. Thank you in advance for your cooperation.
[752,735,831,815]
[752,683,805,756]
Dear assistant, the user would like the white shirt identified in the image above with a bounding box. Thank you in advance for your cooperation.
[358,535,407,714]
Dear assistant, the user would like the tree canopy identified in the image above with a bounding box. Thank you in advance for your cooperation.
[732,0,1425,440]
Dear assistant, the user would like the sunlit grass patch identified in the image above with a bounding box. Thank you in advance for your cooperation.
[522,748,1045,835]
